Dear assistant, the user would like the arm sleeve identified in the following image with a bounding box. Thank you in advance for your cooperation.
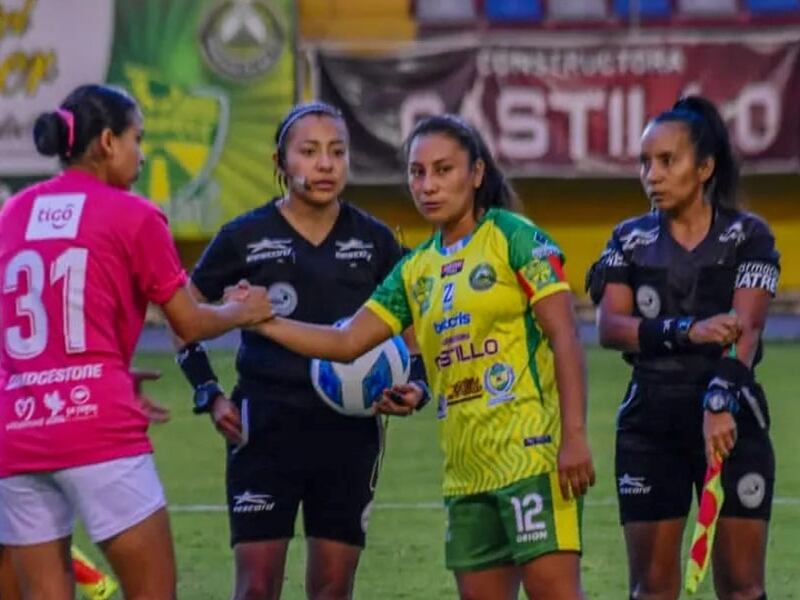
[508,225,570,306]
[364,255,414,335]
[131,209,188,305]
[191,227,245,302]
[585,227,631,304]
[735,218,781,296]
[375,224,406,281]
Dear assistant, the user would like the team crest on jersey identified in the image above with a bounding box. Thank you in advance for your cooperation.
[469,263,496,291]
[246,237,293,263]
[25,194,86,241]
[411,276,435,315]
[719,221,746,246]
[335,238,373,262]
[620,226,659,251]
[484,363,515,406]
[522,259,556,291]
[267,282,298,316]
[635,285,661,318]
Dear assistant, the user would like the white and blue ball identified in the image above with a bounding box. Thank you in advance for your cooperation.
[311,331,411,417]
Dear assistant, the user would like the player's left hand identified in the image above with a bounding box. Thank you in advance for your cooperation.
[557,432,595,500]
[130,368,170,424]
[703,410,737,465]
[373,383,422,417]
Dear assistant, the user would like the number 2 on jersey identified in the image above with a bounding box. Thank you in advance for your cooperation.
[3,248,88,359]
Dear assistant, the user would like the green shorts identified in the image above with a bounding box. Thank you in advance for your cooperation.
[444,471,583,572]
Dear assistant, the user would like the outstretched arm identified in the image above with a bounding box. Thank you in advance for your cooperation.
[252,305,394,362]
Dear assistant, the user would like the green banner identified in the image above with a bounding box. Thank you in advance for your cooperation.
[108,0,295,238]
[0,0,295,239]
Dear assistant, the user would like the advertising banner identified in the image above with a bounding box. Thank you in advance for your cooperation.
[0,0,295,238]
[315,33,800,181]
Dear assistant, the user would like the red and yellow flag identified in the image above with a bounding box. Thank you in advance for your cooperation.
[72,546,119,600]
[685,456,725,594]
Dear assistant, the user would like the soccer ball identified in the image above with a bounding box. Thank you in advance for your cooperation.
[310,329,411,417]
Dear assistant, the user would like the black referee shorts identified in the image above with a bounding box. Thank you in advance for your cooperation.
[225,385,382,547]
[615,378,774,524]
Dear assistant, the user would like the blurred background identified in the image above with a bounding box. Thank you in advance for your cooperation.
[1,2,799,597]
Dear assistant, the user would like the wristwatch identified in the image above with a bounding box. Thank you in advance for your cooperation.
[193,381,224,414]
[675,317,695,347]
[703,388,738,414]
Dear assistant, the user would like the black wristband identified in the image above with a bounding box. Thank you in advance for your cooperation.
[176,342,218,389]
[703,357,750,414]
[411,380,431,411]
[638,317,696,356]
[409,354,427,384]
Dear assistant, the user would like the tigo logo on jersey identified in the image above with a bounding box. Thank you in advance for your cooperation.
[433,312,471,334]
[441,259,464,278]
[469,263,496,291]
[25,194,86,240]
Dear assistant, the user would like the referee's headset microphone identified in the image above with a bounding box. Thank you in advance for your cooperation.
[289,174,311,192]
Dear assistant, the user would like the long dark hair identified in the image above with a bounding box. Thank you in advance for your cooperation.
[33,84,138,165]
[652,95,739,209]
[273,101,347,189]
[403,114,518,215]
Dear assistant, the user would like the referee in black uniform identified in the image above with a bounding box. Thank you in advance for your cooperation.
[587,96,778,600]
[175,103,419,600]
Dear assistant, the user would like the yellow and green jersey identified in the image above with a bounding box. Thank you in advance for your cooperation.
[366,208,571,497]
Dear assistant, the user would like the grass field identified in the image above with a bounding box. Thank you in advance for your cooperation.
[77,344,800,599]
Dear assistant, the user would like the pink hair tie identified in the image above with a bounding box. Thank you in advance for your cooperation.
[55,108,75,157]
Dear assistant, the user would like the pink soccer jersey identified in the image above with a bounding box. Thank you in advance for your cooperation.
[0,170,187,477]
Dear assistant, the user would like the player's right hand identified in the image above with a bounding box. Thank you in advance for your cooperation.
[210,394,243,444]
[688,313,741,346]
[228,282,272,326]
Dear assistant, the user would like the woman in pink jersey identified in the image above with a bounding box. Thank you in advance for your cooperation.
[0,84,272,600]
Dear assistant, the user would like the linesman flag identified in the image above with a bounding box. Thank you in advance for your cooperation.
[685,455,725,594]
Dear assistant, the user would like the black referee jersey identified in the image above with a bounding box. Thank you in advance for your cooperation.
[192,199,405,411]
[588,207,780,383]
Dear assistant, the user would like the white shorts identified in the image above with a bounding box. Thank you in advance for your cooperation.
[0,454,166,545]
